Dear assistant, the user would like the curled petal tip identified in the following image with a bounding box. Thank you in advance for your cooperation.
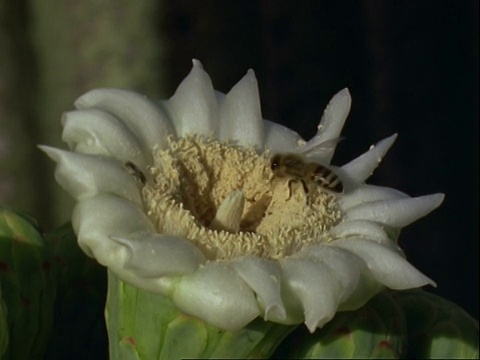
[432,192,445,205]
[335,87,352,103]
[345,193,446,228]
[192,58,203,69]
[329,87,352,113]
[370,133,398,161]
[226,69,258,93]
[246,68,256,81]
[219,67,264,147]
[384,133,398,148]
[38,145,60,161]
[328,87,352,104]
[72,88,174,152]
[377,133,398,149]
[305,319,327,334]
[309,87,352,163]
[169,60,217,136]
[305,322,317,334]
[264,303,287,322]
[110,233,206,278]
[341,133,399,184]
[333,238,436,290]
[412,193,445,215]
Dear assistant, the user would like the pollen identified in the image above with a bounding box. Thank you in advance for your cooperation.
[143,135,342,260]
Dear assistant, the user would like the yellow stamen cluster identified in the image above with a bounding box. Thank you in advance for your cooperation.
[143,135,342,260]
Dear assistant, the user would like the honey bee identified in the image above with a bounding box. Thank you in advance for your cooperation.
[123,161,146,185]
[269,139,343,202]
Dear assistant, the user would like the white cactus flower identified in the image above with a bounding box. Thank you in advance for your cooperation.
[41,59,444,333]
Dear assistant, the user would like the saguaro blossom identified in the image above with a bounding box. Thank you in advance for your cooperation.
[41,60,443,333]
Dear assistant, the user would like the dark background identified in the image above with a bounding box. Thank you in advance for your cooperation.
[161,0,479,319]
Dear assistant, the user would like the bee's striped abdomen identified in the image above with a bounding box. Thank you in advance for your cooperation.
[311,165,343,193]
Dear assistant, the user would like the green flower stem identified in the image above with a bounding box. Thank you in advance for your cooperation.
[106,271,295,359]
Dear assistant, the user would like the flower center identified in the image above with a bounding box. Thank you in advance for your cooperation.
[143,135,341,260]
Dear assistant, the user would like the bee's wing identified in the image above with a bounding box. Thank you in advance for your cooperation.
[298,137,344,158]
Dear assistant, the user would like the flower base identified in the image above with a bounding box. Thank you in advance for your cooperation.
[105,271,295,359]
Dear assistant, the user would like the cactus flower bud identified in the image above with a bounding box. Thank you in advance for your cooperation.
[393,289,479,359]
[273,291,408,358]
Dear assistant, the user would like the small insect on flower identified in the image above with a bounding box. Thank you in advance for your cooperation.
[270,138,344,203]
[123,161,146,185]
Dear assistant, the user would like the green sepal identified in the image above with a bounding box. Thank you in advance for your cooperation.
[106,271,295,360]
[392,289,479,359]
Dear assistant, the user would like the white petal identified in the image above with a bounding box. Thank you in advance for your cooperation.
[280,257,341,332]
[330,220,392,245]
[344,193,445,228]
[171,262,260,331]
[336,274,383,312]
[294,245,364,303]
[61,109,148,169]
[339,184,409,211]
[332,238,436,289]
[340,134,398,185]
[309,245,384,312]
[110,234,205,277]
[39,146,142,206]
[167,59,219,137]
[219,69,264,149]
[74,88,174,156]
[72,194,154,262]
[233,256,286,321]
[298,88,351,163]
[263,120,303,154]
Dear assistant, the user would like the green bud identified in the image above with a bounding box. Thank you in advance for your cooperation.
[392,289,479,359]
[0,208,55,360]
[274,291,407,359]
[106,271,295,360]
